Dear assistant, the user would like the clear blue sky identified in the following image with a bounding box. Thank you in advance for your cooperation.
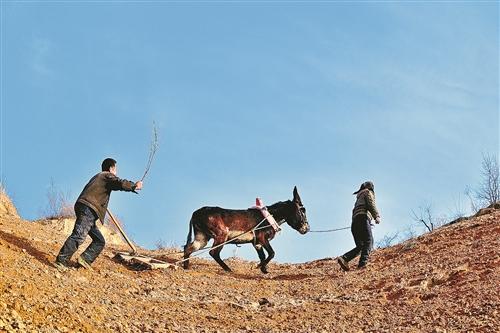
[1,1,498,263]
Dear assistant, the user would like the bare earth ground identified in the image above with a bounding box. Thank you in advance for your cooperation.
[0,209,498,332]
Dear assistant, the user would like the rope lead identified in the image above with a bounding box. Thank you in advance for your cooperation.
[309,226,351,233]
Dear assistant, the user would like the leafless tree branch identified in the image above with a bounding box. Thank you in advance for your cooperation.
[475,153,500,206]
[141,121,159,182]
[411,204,435,232]
[376,231,400,249]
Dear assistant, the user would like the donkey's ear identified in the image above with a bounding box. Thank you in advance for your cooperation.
[293,186,302,205]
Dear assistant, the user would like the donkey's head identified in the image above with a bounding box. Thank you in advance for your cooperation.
[286,186,310,234]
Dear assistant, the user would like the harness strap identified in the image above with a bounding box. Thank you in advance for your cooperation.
[252,197,281,232]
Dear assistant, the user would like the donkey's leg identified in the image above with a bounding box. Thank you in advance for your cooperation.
[260,241,275,274]
[209,237,232,272]
[254,244,266,269]
[183,233,208,269]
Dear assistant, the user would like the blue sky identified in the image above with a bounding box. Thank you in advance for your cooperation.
[1,1,498,263]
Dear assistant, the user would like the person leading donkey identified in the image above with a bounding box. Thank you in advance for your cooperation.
[337,181,381,271]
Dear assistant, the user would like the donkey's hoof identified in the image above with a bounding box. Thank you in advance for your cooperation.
[260,266,269,274]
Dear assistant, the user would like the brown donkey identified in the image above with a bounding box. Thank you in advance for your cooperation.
[183,186,309,273]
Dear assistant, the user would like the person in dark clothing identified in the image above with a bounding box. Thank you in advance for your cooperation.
[337,181,381,271]
[55,158,142,270]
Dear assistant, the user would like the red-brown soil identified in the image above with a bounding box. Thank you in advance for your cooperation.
[0,203,498,332]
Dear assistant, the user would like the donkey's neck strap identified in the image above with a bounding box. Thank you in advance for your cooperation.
[252,197,281,232]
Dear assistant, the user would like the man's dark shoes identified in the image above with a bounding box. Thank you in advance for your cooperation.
[54,261,69,272]
[77,256,93,270]
[337,257,350,272]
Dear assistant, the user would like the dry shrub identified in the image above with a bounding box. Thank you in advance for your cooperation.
[0,183,20,218]
[41,179,75,219]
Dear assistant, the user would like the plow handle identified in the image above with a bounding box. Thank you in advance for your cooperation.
[106,208,138,255]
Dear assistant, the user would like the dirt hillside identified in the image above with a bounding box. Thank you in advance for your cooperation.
[0,195,498,332]
[0,188,19,219]
[33,218,129,248]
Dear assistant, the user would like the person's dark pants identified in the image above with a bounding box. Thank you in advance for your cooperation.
[342,214,373,267]
[56,202,105,265]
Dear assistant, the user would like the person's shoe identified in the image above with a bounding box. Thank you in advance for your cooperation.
[337,257,350,272]
[53,261,69,272]
[77,256,93,270]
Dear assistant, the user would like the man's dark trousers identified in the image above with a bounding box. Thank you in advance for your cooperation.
[342,214,373,267]
[56,202,105,264]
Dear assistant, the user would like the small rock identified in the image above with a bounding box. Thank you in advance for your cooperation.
[258,298,272,307]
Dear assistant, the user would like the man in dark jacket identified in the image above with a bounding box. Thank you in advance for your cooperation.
[337,181,381,271]
[55,158,142,270]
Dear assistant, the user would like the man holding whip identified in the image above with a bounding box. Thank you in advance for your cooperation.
[55,158,143,270]
[54,123,158,270]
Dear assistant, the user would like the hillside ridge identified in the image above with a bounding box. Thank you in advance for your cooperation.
[0,196,498,332]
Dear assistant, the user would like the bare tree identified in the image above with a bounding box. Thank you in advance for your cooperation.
[41,179,74,219]
[464,186,479,214]
[155,239,180,252]
[411,202,449,232]
[411,203,436,232]
[475,153,500,207]
[376,231,400,249]
[155,239,167,251]
[450,193,467,220]
[401,225,418,242]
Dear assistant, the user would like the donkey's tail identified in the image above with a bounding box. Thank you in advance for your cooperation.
[184,217,194,250]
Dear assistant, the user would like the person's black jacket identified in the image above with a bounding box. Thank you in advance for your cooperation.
[76,172,136,223]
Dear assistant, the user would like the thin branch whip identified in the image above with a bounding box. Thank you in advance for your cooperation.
[140,122,159,182]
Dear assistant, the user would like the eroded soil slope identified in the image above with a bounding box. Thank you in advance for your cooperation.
[0,208,499,332]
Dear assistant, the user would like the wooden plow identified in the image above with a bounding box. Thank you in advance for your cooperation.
[107,208,178,271]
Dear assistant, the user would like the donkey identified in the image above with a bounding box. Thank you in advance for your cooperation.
[183,186,309,273]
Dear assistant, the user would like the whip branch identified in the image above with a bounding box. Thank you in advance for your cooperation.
[140,121,159,182]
